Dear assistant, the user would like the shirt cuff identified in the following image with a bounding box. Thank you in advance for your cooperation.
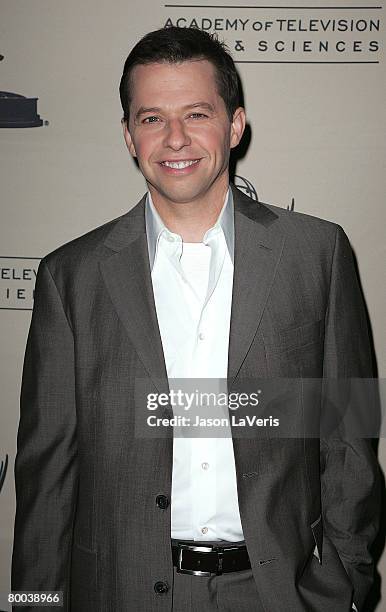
[352,604,358,611]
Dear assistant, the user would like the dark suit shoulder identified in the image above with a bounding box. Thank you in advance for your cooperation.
[41,194,145,279]
[42,214,121,269]
[258,201,345,262]
[261,200,339,236]
[35,215,125,307]
[232,186,340,249]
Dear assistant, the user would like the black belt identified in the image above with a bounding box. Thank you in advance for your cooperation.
[172,542,251,576]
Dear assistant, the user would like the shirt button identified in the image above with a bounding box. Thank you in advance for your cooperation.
[201,526,208,535]
[201,462,209,470]
[198,332,205,341]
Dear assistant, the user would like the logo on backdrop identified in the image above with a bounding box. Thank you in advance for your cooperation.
[234,175,258,200]
[287,197,295,211]
[0,454,8,493]
[235,175,295,210]
[0,257,40,310]
[0,54,45,127]
[163,5,382,64]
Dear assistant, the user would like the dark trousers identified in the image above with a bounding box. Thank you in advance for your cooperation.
[171,540,265,612]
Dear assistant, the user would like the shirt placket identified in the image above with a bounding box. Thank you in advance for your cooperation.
[190,230,227,539]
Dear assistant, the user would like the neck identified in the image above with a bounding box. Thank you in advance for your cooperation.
[149,176,229,242]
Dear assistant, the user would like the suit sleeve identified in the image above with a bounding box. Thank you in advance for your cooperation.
[11,259,78,611]
[320,225,380,611]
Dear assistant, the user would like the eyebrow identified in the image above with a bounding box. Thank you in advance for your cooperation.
[134,102,215,121]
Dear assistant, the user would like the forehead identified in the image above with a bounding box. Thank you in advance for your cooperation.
[129,60,222,108]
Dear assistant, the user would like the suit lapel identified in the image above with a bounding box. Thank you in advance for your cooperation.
[228,186,286,387]
[100,195,169,396]
[100,188,285,394]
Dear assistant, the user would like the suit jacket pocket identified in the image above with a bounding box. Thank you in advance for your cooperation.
[265,320,323,354]
[70,541,97,610]
[311,514,323,564]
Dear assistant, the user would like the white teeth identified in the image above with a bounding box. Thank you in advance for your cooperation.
[162,160,199,169]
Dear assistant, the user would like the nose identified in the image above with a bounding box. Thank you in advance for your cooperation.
[163,118,191,150]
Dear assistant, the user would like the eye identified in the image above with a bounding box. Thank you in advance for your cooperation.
[143,116,160,124]
[189,112,208,119]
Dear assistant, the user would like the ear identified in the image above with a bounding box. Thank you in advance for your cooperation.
[230,107,246,149]
[122,119,137,157]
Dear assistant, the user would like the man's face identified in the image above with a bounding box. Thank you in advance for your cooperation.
[123,60,245,205]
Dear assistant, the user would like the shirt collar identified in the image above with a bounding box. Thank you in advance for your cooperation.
[145,188,234,270]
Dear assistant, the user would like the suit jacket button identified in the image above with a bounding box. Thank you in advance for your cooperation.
[154,581,169,595]
[156,494,169,509]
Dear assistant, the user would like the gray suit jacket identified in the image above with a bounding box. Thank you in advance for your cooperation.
[12,185,380,611]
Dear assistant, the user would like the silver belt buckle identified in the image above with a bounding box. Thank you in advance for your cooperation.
[177,543,215,576]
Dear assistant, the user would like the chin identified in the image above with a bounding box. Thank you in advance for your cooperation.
[170,193,207,205]
[154,185,208,204]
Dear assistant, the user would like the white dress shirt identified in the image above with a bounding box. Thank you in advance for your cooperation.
[146,189,244,541]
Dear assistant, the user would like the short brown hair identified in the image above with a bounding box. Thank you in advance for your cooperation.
[119,26,240,122]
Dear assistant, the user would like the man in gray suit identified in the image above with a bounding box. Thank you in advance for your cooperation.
[12,26,379,611]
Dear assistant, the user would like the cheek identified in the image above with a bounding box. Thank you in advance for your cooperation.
[195,129,228,156]
[131,130,162,160]
[133,141,155,164]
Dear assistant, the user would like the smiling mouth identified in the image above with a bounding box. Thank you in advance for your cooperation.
[160,159,200,169]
